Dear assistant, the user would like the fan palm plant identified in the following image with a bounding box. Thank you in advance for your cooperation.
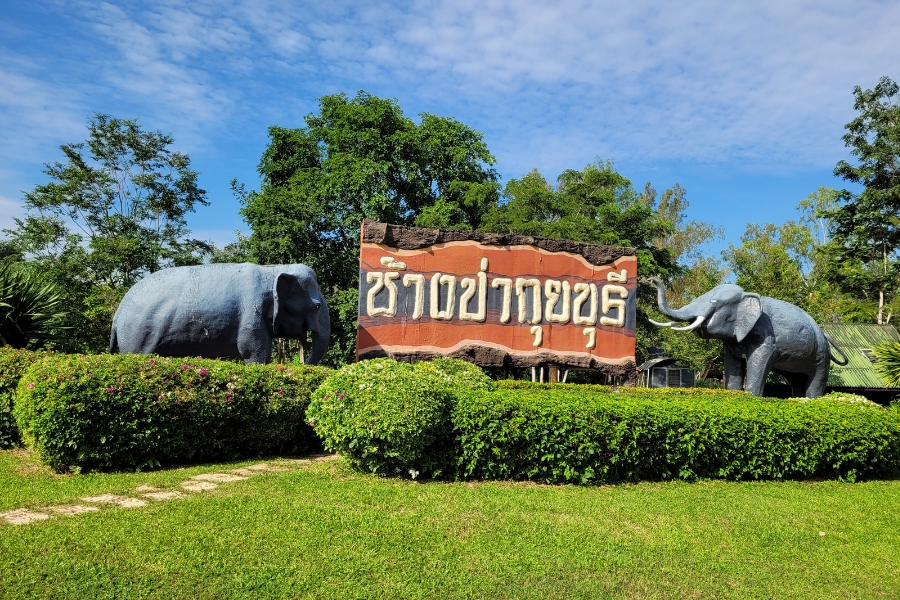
[872,340,900,387]
[0,259,70,349]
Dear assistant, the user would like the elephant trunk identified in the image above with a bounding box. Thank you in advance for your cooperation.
[305,301,331,365]
[650,277,695,322]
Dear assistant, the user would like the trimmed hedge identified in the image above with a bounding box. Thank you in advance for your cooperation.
[455,388,900,483]
[0,347,45,448]
[14,354,328,472]
[307,358,494,478]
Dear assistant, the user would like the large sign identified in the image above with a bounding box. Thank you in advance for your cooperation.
[356,220,637,376]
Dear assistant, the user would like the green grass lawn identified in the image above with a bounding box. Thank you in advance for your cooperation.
[1,449,899,599]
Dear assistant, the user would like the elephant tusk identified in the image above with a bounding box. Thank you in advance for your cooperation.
[672,316,705,331]
[648,318,677,327]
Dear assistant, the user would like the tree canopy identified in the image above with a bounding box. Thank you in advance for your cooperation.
[480,161,680,281]
[240,91,500,289]
[821,76,900,324]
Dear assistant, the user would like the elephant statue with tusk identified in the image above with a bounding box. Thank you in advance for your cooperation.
[110,263,330,364]
[649,277,847,397]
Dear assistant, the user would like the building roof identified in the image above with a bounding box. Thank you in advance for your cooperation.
[822,323,900,389]
[637,357,677,371]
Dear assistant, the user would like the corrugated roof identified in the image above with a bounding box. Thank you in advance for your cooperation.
[822,323,900,389]
[638,357,676,371]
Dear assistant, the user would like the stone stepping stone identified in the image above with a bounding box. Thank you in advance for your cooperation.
[190,473,246,483]
[133,485,161,493]
[229,468,263,477]
[1,509,51,525]
[48,505,100,516]
[247,463,289,472]
[141,491,185,501]
[81,494,146,508]
[181,480,217,492]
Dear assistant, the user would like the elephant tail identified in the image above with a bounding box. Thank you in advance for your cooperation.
[826,334,849,366]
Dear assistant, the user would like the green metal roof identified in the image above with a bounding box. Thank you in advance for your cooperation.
[822,323,900,389]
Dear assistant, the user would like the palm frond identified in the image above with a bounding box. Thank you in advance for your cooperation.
[0,259,71,349]
[872,341,900,387]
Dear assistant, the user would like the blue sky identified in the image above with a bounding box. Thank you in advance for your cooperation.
[1,0,898,257]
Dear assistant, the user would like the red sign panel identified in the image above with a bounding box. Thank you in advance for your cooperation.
[356,221,637,373]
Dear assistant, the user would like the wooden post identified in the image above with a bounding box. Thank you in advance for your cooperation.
[549,365,559,384]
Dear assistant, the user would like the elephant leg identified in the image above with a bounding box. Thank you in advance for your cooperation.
[723,348,744,391]
[238,333,272,364]
[803,364,829,398]
[744,345,776,396]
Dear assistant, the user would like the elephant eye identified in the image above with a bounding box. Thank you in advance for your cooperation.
[314,302,321,310]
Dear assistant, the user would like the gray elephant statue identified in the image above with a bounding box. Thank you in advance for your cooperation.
[649,278,847,397]
[110,263,330,364]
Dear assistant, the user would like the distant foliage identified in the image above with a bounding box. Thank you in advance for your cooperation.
[455,388,900,483]
[0,347,45,448]
[14,354,328,472]
[307,358,494,478]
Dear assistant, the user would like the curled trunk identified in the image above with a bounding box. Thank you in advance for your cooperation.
[650,277,694,322]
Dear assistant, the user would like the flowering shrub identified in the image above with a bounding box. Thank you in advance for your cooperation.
[14,353,328,472]
[455,388,900,484]
[0,346,45,448]
[307,358,494,478]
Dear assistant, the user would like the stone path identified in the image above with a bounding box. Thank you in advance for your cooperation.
[0,456,334,527]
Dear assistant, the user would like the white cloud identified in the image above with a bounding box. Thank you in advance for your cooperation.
[1,0,898,220]
[0,195,25,236]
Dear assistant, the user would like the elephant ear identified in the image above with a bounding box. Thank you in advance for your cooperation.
[273,273,300,336]
[735,293,761,343]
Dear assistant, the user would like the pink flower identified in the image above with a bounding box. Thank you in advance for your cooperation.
[181,364,189,370]
[27,383,35,390]
[149,359,155,366]
[278,389,285,395]
[87,373,92,378]
[106,387,115,393]
[199,368,209,376]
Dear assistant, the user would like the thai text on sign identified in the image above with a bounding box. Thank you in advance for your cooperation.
[356,221,637,373]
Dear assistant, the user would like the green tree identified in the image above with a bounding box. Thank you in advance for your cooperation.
[480,160,680,281]
[724,221,814,309]
[821,76,900,324]
[210,232,253,264]
[240,91,500,366]
[3,114,211,351]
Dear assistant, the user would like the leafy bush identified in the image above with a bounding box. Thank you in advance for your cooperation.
[307,358,494,478]
[0,346,45,448]
[454,388,900,484]
[14,354,328,472]
[0,258,70,349]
